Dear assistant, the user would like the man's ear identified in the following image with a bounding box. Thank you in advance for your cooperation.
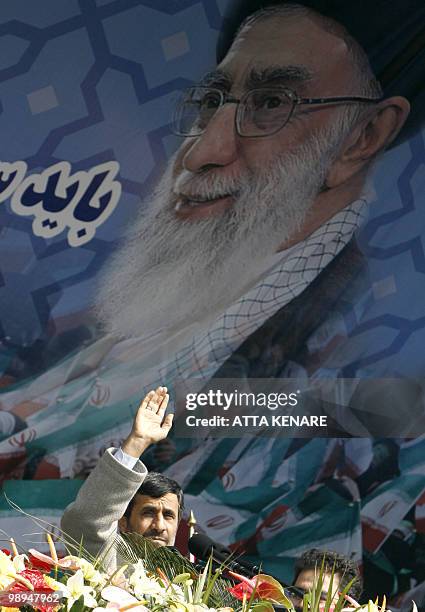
[118,516,129,533]
[326,96,410,188]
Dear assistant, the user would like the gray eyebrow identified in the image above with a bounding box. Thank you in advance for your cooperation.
[245,65,313,89]
[198,69,233,90]
[197,64,312,92]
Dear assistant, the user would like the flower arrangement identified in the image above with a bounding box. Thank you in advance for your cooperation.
[0,535,230,612]
[0,534,417,612]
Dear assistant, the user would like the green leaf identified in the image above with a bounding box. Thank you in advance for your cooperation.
[194,557,210,603]
[308,556,325,612]
[111,533,238,609]
[333,578,356,612]
[68,594,85,612]
[250,602,276,612]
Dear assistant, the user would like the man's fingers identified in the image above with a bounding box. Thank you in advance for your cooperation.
[161,413,174,432]
[147,387,167,414]
[137,386,168,418]
[158,392,169,417]
[139,387,165,412]
[140,390,155,411]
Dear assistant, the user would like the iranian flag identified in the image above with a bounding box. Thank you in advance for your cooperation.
[252,480,362,582]
[362,437,425,553]
[202,437,328,512]
[0,334,175,481]
[256,480,361,557]
[183,491,255,546]
[0,479,82,553]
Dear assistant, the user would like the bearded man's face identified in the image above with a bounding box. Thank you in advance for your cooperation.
[97,13,358,339]
[170,11,358,221]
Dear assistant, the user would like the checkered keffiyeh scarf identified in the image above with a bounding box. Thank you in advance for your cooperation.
[161,199,367,382]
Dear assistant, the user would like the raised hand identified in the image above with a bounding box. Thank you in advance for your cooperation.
[121,386,173,458]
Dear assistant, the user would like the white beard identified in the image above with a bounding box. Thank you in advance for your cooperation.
[97,126,344,339]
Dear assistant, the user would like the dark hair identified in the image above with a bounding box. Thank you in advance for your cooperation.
[294,548,363,599]
[124,472,184,519]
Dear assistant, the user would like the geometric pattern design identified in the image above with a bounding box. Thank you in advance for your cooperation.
[161,31,190,61]
[0,0,226,346]
[27,85,59,115]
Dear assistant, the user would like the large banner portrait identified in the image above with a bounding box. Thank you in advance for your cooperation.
[0,0,424,608]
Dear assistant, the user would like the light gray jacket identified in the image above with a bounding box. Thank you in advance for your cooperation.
[61,448,147,570]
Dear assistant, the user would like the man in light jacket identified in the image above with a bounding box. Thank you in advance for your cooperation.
[61,387,182,567]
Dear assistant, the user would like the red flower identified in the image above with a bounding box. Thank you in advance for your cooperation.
[28,548,79,570]
[1,548,11,556]
[228,581,256,600]
[8,568,56,612]
[227,571,293,607]
[15,569,52,591]
[29,553,54,573]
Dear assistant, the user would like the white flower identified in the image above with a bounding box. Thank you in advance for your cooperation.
[128,561,165,602]
[76,558,105,588]
[170,604,215,612]
[12,554,28,574]
[0,550,18,590]
[167,581,185,602]
[65,569,98,609]
[101,585,149,611]
[128,560,148,584]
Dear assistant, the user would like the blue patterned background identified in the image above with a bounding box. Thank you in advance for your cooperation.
[0,0,424,370]
[0,0,227,351]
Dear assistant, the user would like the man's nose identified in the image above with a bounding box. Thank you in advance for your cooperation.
[182,105,239,173]
[152,513,166,532]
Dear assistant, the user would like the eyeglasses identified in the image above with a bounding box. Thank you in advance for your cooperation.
[172,86,383,138]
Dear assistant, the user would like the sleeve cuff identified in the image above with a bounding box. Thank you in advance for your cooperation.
[102,447,147,481]
[114,447,139,470]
